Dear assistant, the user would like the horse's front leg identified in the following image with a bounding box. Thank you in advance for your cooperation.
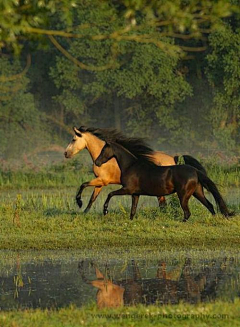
[103,188,129,215]
[76,178,104,209]
[84,186,103,213]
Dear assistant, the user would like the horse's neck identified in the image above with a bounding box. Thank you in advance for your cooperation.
[84,133,106,161]
[112,144,136,173]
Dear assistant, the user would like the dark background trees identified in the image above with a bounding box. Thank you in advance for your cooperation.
[0,0,239,162]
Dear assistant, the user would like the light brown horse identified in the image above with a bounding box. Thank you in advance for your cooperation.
[64,126,207,213]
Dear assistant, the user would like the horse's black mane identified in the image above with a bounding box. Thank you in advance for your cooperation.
[78,126,155,163]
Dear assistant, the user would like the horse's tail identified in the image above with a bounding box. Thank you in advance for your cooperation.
[174,155,207,175]
[196,170,234,217]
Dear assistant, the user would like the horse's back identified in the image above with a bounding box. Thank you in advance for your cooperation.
[148,151,175,166]
[172,164,198,176]
[126,163,174,195]
[171,164,198,186]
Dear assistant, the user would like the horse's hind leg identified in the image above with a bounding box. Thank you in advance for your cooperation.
[84,186,103,213]
[156,262,182,281]
[131,260,141,280]
[193,185,215,215]
[158,196,167,209]
[177,186,195,222]
[156,262,167,279]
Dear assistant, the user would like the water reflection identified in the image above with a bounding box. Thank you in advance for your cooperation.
[79,257,237,308]
[0,254,239,310]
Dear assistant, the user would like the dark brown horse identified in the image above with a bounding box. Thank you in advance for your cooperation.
[95,142,232,221]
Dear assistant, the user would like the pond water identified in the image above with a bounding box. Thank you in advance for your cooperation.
[0,250,239,310]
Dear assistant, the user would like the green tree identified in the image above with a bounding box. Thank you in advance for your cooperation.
[0,0,237,56]
[1,0,239,155]
[206,25,240,151]
[50,1,191,145]
[0,57,46,159]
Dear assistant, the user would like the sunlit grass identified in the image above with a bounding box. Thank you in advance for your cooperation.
[0,186,239,250]
[0,300,239,327]
[0,160,239,250]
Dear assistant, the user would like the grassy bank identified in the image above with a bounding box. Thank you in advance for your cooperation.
[0,160,239,250]
[0,300,239,327]
[0,186,239,250]
[1,212,239,250]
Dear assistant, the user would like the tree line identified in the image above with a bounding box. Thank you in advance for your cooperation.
[0,0,239,160]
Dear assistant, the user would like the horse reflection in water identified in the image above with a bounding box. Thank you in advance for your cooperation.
[78,259,213,309]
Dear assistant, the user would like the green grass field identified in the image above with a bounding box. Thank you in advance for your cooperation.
[0,160,239,250]
[0,196,239,250]
[0,160,239,326]
[0,300,239,327]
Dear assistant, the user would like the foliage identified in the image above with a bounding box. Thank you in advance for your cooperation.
[0,0,77,54]
[0,57,48,158]
[0,0,237,54]
[50,0,192,141]
[206,25,240,151]
[0,0,239,157]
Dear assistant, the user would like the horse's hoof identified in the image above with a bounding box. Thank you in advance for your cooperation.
[182,219,187,223]
[76,198,83,208]
[103,208,108,215]
[84,208,89,214]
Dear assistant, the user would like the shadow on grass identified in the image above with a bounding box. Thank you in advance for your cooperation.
[43,207,79,217]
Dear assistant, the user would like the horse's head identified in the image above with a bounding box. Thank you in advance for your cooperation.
[64,127,87,158]
[90,268,124,309]
[95,142,114,167]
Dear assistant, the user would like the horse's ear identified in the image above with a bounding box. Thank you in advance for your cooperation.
[95,268,105,279]
[79,125,87,132]
[73,127,82,137]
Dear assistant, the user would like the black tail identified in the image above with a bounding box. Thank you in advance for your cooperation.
[174,155,207,175]
[196,170,233,217]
